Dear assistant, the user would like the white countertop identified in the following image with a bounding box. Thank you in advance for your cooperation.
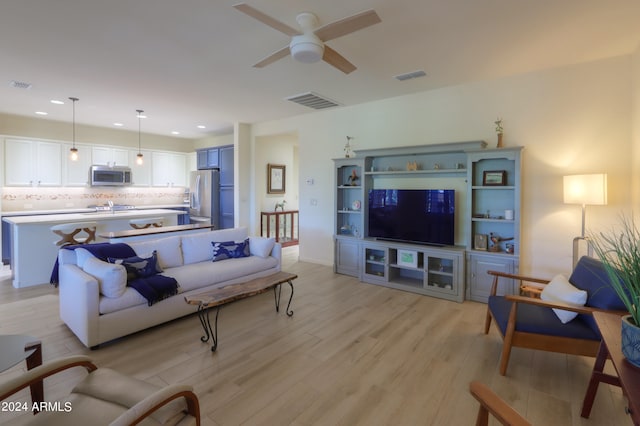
[1,204,189,217]
[3,208,185,225]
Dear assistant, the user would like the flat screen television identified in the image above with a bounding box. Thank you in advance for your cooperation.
[368,189,455,246]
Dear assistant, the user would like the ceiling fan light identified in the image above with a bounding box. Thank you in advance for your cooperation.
[290,34,324,63]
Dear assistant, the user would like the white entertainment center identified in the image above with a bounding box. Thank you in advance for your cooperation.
[333,141,522,303]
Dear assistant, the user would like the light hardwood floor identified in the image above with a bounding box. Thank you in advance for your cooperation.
[0,247,631,425]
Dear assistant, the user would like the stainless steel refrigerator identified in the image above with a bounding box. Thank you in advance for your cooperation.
[189,170,220,228]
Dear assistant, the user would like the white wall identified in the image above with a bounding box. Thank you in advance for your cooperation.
[251,55,633,276]
[632,46,640,209]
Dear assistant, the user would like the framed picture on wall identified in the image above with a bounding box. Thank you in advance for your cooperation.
[267,164,286,194]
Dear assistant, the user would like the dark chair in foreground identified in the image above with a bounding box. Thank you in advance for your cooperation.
[469,381,531,426]
[0,355,200,425]
[484,256,626,375]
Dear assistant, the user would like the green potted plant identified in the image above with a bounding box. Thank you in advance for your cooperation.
[589,215,640,367]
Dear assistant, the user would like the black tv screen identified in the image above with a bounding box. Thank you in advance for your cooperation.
[368,189,455,246]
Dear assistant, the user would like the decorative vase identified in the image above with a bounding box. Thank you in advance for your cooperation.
[497,133,504,148]
[621,315,640,368]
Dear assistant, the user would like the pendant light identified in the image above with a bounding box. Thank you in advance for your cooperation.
[136,109,144,165]
[69,97,79,161]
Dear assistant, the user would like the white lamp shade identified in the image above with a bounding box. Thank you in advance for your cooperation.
[563,174,607,205]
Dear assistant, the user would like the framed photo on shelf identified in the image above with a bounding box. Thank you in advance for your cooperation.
[483,170,507,186]
[397,249,418,268]
[267,164,286,194]
[474,234,488,250]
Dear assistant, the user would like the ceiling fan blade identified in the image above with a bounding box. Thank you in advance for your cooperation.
[253,46,291,68]
[322,46,357,74]
[314,10,381,42]
[233,3,300,36]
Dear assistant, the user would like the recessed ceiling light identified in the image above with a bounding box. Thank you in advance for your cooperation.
[197,125,206,129]
[113,122,123,127]
[35,111,48,115]
[171,131,180,135]
[50,99,65,105]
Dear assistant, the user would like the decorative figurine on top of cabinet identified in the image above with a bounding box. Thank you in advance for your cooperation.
[275,200,287,212]
[344,136,355,158]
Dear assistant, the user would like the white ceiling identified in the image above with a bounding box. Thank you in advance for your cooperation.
[0,0,639,140]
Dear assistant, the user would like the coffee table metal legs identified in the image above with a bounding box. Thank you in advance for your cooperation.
[196,281,295,352]
[273,280,294,317]
[197,305,220,352]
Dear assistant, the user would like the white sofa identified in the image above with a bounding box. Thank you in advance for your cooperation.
[57,227,281,348]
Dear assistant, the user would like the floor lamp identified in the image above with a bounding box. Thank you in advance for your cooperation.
[563,174,607,268]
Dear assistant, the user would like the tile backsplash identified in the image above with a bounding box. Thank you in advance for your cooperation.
[1,186,187,212]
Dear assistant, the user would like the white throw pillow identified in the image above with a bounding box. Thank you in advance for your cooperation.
[74,247,96,269]
[540,274,588,324]
[249,236,276,258]
[82,256,127,298]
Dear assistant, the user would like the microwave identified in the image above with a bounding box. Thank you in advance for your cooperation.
[90,165,132,186]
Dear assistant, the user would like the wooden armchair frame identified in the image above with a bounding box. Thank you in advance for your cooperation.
[469,381,531,426]
[0,355,200,426]
[484,271,620,376]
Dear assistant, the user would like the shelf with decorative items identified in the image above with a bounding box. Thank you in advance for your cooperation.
[333,157,365,277]
[466,147,522,302]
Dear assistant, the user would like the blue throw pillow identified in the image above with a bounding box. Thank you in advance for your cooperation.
[108,250,163,281]
[212,239,250,262]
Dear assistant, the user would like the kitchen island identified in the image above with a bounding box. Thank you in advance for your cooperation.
[3,209,184,288]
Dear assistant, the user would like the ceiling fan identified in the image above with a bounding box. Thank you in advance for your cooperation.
[233,3,381,74]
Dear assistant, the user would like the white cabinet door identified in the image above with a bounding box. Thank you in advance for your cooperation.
[63,143,92,186]
[92,147,129,167]
[151,152,186,187]
[129,149,152,186]
[5,139,33,186]
[4,139,62,186]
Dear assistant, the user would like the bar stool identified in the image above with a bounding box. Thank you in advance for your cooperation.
[129,217,163,229]
[51,222,97,246]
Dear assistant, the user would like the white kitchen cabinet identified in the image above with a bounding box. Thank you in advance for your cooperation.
[129,149,152,186]
[151,151,186,187]
[92,146,129,167]
[63,143,92,186]
[4,139,62,186]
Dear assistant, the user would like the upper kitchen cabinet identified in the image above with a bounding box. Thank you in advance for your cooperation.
[62,143,92,186]
[5,139,62,186]
[196,147,219,169]
[129,149,152,186]
[92,146,129,167]
[151,151,187,187]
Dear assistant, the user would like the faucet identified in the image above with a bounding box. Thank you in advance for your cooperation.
[107,200,114,214]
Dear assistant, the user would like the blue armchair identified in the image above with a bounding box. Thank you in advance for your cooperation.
[484,256,626,375]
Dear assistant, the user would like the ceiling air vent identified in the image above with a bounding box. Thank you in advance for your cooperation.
[8,80,32,89]
[394,70,426,81]
[285,92,341,110]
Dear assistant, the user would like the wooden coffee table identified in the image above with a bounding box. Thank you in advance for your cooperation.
[185,271,297,351]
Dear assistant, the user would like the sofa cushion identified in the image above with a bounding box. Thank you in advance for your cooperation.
[99,287,149,314]
[212,239,250,262]
[488,295,600,341]
[82,257,127,299]
[249,236,276,258]
[181,228,249,265]
[128,236,183,269]
[540,274,588,323]
[163,255,278,292]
